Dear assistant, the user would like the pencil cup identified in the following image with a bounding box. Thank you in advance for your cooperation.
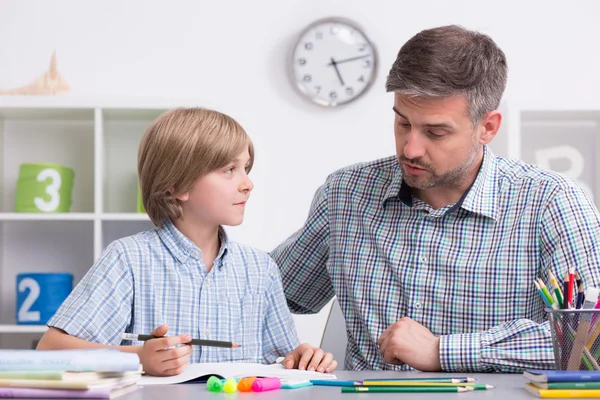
[16,273,73,325]
[547,309,600,370]
[14,163,75,212]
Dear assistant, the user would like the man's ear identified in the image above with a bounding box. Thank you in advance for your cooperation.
[479,110,502,145]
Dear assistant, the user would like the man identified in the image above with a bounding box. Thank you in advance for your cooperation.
[273,25,600,372]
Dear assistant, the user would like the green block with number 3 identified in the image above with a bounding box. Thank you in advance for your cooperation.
[15,163,75,213]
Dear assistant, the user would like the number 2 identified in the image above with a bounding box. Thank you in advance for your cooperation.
[34,168,62,212]
[18,278,41,322]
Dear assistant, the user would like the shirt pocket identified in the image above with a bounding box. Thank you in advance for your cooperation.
[219,294,265,363]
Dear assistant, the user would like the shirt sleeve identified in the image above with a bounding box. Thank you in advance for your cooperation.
[261,255,301,364]
[47,240,134,345]
[270,182,335,314]
[440,183,600,372]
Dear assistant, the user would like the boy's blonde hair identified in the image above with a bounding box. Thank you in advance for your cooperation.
[138,107,254,227]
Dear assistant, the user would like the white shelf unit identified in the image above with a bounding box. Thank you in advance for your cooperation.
[0,97,173,349]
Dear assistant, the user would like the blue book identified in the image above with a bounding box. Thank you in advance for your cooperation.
[0,350,140,372]
[525,370,600,383]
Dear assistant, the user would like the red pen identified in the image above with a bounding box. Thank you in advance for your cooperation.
[568,270,575,308]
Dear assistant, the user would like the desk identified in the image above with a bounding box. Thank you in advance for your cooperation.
[124,371,530,399]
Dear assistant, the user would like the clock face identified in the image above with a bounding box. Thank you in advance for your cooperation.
[291,18,377,107]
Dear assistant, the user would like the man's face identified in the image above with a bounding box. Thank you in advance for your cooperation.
[393,93,483,190]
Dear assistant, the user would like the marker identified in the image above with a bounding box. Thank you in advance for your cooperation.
[121,333,239,348]
[251,377,281,392]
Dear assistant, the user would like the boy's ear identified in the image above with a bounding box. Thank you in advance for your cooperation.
[174,192,189,202]
[170,187,189,202]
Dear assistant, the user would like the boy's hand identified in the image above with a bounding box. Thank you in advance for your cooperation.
[282,343,337,373]
[138,324,193,376]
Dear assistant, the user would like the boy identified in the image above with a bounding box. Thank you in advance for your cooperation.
[37,108,337,376]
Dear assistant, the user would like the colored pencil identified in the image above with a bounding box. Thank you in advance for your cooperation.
[310,380,361,387]
[362,377,475,383]
[342,386,471,393]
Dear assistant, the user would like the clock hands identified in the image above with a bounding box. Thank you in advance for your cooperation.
[327,54,371,66]
[329,57,345,86]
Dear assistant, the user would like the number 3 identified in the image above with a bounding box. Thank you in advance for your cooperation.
[34,168,61,212]
[18,278,41,322]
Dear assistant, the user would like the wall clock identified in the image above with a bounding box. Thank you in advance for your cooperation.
[290,17,378,107]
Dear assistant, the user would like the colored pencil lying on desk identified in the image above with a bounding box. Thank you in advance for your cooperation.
[310,380,361,387]
[362,377,475,383]
[363,382,478,387]
[342,386,472,393]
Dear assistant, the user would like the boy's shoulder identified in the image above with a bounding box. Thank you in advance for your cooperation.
[225,240,277,271]
[103,227,162,259]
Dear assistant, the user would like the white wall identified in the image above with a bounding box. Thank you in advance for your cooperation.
[1,0,600,346]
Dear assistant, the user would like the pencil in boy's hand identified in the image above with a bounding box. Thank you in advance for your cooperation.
[121,333,240,348]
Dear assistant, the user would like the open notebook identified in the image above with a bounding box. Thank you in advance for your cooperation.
[139,363,337,385]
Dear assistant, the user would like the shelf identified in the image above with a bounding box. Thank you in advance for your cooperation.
[0,325,48,333]
[101,213,149,221]
[0,213,95,221]
[0,213,149,221]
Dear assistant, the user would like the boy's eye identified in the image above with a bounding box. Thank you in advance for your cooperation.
[225,167,234,174]
[398,123,410,129]
[245,165,251,173]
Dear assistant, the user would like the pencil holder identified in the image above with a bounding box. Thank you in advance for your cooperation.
[547,309,600,370]
[14,163,75,212]
[16,273,73,325]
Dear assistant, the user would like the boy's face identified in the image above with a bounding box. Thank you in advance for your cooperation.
[177,148,254,227]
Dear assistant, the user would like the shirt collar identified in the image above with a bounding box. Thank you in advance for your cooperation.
[383,146,499,220]
[157,219,229,267]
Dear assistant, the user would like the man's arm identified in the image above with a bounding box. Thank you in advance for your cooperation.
[380,183,600,372]
[270,182,335,314]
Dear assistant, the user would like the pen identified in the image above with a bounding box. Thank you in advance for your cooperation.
[121,333,240,348]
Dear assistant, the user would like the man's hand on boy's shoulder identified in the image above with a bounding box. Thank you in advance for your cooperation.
[138,324,192,376]
[282,343,338,373]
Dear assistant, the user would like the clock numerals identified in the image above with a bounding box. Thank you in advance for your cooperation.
[329,91,338,99]
[303,74,312,82]
[305,42,313,50]
[346,87,354,96]
[358,43,368,52]
[363,60,372,69]
[358,75,365,83]
[314,86,322,94]
[298,58,306,66]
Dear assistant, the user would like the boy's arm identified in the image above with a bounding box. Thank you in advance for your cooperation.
[42,241,134,345]
[37,327,141,354]
[270,182,334,314]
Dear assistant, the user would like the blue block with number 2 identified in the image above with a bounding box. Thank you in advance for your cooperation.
[16,273,73,325]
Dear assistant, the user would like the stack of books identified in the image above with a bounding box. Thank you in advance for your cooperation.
[0,349,142,399]
[524,370,600,398]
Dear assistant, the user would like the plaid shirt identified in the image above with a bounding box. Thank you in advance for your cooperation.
[271,146,600,372]
[49,220,299,364]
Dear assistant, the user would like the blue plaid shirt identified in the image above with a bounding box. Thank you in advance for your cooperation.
[49,220,299,364]
[271,146,600,372]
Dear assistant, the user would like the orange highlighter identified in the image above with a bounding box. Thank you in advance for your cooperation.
[237,377,257,392]
[251,377,282,392]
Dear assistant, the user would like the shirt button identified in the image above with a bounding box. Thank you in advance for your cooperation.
[413,302,422,309]
[419,256,427,263]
